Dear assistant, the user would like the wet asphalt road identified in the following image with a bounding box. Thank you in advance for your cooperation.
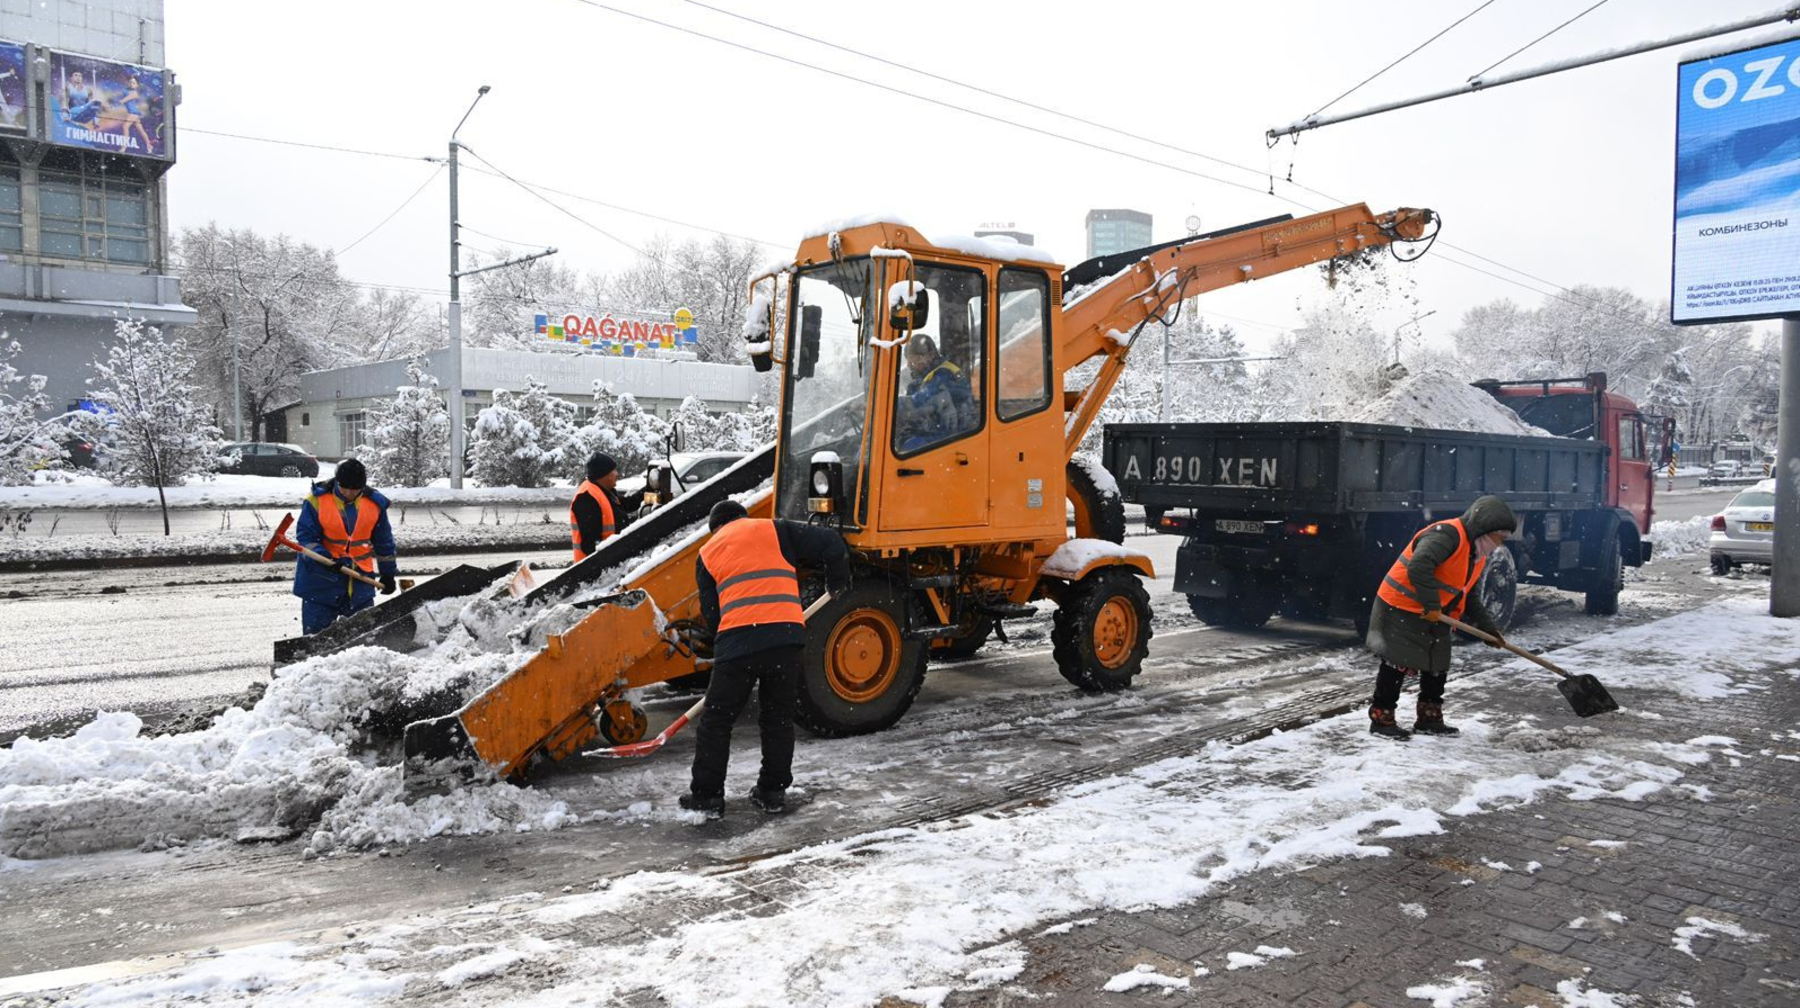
[0,489,1740,744]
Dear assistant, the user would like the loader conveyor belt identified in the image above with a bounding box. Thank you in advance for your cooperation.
[271,560,518,667]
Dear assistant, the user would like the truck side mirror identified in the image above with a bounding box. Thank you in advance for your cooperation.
[745,285,776,373]
[797,305,822,379]
[888,280,929,334]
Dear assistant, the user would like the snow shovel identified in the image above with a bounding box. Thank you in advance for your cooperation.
[1439,614,1619,717]
[260,512,384,590]
[587,592,835,758]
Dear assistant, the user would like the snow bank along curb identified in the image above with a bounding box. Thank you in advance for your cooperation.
[1,474,572,511]
[0,522,565,571]
[14,598,1793,1005]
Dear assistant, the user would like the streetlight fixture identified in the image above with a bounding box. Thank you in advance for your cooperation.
[445,85,556,488]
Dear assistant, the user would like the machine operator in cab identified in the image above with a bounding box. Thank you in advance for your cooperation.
[895,334,975,452]
[1364,495,1516,741]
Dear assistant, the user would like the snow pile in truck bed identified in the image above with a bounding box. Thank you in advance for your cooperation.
[1340,369,1553,436]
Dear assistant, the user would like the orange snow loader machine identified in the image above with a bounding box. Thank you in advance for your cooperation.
[403,203,1438,784]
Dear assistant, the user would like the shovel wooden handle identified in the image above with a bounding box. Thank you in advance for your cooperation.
[287,538,385,589]
[1438,613,1574,680]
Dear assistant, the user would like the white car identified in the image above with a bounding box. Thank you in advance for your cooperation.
[616,452,747,500]
[1709,479,1776,574]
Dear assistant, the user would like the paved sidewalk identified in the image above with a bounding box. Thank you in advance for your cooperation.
[943,670,1800,1007]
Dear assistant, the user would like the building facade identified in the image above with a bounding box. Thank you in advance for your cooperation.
[281,346,764,459]
[1084,208,1152,259]
[0,1,194,415]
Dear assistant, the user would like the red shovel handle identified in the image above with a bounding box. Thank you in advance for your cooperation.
[261,512,383,588]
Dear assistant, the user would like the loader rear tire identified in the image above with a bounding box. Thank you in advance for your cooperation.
[797,581,927,738]
[1067,461,1126,545]
[1054,569,1152,692]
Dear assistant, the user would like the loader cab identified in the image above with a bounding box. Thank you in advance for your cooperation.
[767,225,1068,551]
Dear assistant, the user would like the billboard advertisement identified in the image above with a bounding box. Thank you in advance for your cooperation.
[47,50,169,159]
[1673,35,1800,324]
[536,311,700,354]
[0,40,25,134]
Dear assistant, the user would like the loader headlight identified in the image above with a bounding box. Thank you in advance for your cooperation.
[808,454,843,514]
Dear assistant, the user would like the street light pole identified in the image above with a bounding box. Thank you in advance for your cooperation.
[444,86,490,489]
[1772,316,1799,618]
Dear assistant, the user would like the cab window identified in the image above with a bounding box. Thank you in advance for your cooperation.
[997,269,1052,420]
[893,262,985,456]
[1616,416,1643,460]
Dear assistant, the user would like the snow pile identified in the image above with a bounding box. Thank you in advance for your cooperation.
[1102,964,1189,991]
[0,586,608,858]
[1650,514,1714,558]
[1040,537,1139,579]
[1406,974,1487,1007]
[1341,368,1553,436]
[1521,598,1800,701]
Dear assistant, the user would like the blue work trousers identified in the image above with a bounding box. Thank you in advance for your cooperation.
[301,594,374,635]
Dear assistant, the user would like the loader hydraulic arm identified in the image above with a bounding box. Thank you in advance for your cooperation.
[1058,203,1435,454]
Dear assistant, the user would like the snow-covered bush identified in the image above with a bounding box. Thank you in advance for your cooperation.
[468,378,576,487]
[0,338,74,484]
[357,360,449,487]
[85,320,226,533]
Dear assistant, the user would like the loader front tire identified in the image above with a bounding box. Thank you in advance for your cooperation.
[797,581,927,737]
[1067,461,1126,545]
[1053,569,1152,692]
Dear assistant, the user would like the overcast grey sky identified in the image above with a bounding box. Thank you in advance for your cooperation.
[163,0,1789,352]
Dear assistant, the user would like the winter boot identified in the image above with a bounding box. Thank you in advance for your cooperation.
[1368,707,1412,741]
[1412,702,1460,736]
[678,791,725,818]
[747,786,788,815]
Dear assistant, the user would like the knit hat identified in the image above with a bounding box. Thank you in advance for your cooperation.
[708,499,748,532]
[586,452,618,482]
[335,458,367,490]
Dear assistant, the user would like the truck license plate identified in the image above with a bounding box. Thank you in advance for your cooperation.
[1215,519,1264,535]
[1747,521,1773,531]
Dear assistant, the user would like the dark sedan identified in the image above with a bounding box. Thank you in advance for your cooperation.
[220,442,321,478]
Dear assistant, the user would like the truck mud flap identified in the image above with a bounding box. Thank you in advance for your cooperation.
[524,444,776,605]
[1174,545,1235,599]
[271,560,517,667]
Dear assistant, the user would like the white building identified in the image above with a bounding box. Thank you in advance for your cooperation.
[278,346,764,459]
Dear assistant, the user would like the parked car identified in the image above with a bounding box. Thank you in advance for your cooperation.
[1709,479,1776,574]
[219,442,321,478]
[1700,459,1754,485]
[616,451,747,500]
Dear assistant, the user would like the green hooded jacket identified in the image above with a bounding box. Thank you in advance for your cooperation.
[1364,495,1517,672]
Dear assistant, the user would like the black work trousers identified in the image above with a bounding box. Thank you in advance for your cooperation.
[689,645,803,798]
[1371,661,1447,710]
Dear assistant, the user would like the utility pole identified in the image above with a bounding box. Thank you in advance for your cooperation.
[1393,310,1437,365]
[444,85,555,488]
[1773,316,1799,617]
[230,331,242,440]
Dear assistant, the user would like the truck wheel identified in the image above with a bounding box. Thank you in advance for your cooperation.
[1187,593,1273,630]
[1709,553,1732,576]
[934,613,992,660]
[796,581,928,737]
[1584,535,1623,616]
[1053,569,1153,692]
[1474,546,1519,630]
[1067,461,1126,544]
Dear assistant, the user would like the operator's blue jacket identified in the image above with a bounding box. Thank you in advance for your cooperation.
[290,479,399,605]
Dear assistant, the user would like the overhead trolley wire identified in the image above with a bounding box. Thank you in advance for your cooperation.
[1307,0,1501,117]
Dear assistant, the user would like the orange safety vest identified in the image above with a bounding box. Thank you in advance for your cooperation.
[313,492,380,577]
[570,480,617,562]
[699,518,803,632]
[1376,517,1487,618]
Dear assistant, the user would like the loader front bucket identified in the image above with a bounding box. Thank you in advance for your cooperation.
[273,560,517,667]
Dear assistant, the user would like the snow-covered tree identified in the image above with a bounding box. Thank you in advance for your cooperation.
[357,360,449,487]
[1643,350,1694,421]
[468,378,577,487]
[667,395,722,452]
[564,381,667,481]
[85,320,226,534]
[0,339,78,484]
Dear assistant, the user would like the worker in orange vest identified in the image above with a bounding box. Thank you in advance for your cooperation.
[291,458,398,634]
[570,452,625,562]
[679,499,849,817]
[1364,495,1516,740]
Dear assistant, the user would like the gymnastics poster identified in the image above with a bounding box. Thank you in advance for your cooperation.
[47,50,170,160]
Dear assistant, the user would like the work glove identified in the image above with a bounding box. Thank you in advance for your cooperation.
[1421,609,1442,623]
[333,557,357,577]
[1484,630,1507,649]
[687,626,715,659]
[826,580,850,600]
[379,574,397,595]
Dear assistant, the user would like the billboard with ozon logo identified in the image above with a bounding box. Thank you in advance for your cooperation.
[537,309,700,355]
[1672,34,1800,324]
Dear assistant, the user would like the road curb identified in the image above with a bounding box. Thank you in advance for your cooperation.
[0,538,566,574]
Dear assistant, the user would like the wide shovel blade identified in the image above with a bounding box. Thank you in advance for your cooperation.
[1557,674,1620,718]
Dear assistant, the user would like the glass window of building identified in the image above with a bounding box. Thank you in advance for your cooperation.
[37,151,152,266]
[0,155,21,254]
[338,411,368,452]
